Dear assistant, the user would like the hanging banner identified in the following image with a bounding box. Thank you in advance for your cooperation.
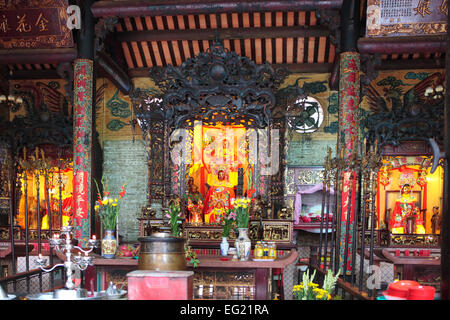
[73,59,93,245]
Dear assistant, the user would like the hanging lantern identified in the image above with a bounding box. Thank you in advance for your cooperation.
[416,166,428,187]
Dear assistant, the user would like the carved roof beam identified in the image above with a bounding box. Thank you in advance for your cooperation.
[0,48,77,65]
[358,35,446,55]
[128,63,333,78]
[91,0,344,18]
[115,26,330,42]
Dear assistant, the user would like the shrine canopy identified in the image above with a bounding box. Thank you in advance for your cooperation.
[132,39,288,133]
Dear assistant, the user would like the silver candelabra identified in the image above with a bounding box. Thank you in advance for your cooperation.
[35,225,99,291]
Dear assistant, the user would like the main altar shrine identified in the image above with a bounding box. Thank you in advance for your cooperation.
[0,0,449,302]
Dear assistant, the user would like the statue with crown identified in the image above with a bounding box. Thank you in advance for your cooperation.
[389,171,424,234]
[203,165,236,224]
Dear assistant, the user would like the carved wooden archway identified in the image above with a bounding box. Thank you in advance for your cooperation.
[131,40,294,237]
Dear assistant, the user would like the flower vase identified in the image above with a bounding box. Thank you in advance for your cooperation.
[220,237,229,256]
[235,228,251,261]
[101,230,117,259]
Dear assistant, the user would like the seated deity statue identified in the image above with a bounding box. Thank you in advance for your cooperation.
[203,170,235,224]
[390,184,418,234]
[431,206,441,234]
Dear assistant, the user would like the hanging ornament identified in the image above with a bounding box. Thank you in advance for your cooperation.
[379,165,391,188]
[398,166,416,188]
[416,166,428,187]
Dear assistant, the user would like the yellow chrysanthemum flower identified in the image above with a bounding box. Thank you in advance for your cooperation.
[94,205,99,211]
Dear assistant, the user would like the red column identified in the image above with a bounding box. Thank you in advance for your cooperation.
[338,52,360,273]
[72,59,93,246]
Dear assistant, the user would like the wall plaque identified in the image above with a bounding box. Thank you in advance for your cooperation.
[0,0,73,49]
[366,0,447,37]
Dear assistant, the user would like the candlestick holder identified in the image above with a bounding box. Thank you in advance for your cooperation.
[34,225,99,299]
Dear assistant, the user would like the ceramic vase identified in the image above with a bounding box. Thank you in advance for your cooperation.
[101,230,117,259]
[235,228,251,261]
[220,237,229,256]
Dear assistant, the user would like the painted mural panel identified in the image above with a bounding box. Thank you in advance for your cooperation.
[96,78,142,143]
[280,73,338,166]
[360,68,445,147]
[9,78,72,120]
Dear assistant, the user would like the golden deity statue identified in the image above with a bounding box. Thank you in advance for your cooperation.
[186,177,204,224]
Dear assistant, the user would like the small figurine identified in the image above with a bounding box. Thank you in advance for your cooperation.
[431,206,441,234]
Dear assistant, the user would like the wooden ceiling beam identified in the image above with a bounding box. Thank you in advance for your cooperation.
[7,69,62,79]
[127,62,334,78]
[115,26,330,42]
[358,35,446,54]
[96,51,133,94]
[0,48,77,65]
[378,57,445,70]
[91,0,343,18]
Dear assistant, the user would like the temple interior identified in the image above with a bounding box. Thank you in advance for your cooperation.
[0,0,449,303]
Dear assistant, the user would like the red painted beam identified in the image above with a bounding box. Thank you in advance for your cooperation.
[358,35,446,54]
[91,0,343,18]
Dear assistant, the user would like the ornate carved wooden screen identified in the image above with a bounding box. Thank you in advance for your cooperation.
[132,40,298,246]
[130,89,169,210]
[132,39,287,200]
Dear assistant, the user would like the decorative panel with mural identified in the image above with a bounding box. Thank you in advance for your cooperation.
[279,73,338,167]
[96,78,142,143]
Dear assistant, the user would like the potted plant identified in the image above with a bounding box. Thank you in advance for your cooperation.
[165,199,182,237]
[94,177,127,259]
[293,268,341,300]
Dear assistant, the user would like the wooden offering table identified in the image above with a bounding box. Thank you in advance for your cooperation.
[380,248,441,289]
[85,249,298,300]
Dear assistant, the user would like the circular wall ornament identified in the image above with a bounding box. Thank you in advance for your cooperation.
[286,96,324,133]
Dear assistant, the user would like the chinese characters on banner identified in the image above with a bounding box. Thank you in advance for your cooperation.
[0,0,73,48]
[338,52,360,273]
[73,59,93,245]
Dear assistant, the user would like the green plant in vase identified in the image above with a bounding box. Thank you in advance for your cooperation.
[165,200,182,237]
[293,268,341,300]
[94,177,127,258]
[219,209,236,256]
[231,198,251,260]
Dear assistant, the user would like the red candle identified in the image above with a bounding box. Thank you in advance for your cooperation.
[395,250,400,256]
[404,250,410,257]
